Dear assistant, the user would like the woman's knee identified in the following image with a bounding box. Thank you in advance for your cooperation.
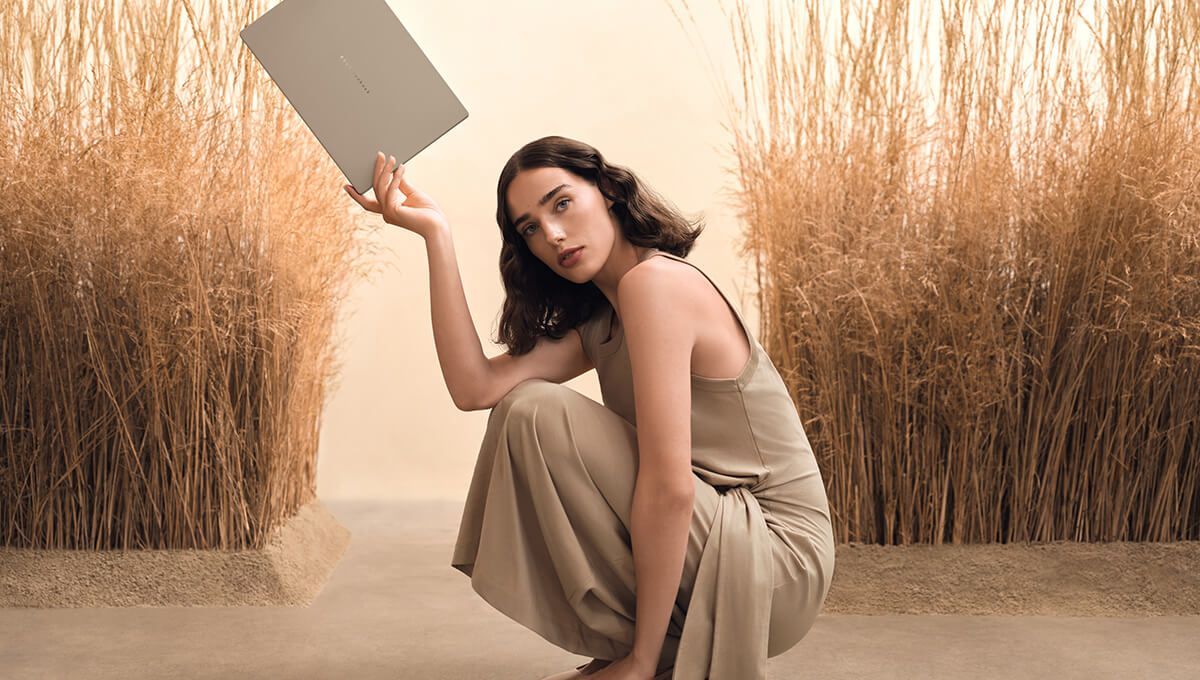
[488,379,580,451]
[493,378,571,420]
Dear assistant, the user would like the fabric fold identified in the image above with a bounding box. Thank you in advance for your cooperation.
[451,385,640,659]
[672,485,773,680]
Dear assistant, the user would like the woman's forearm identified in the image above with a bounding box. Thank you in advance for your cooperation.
[628,475,694,672]
[423,225,490,410]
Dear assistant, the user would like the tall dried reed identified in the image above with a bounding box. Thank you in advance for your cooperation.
[0,0,377,549]
[673,0,1200,544]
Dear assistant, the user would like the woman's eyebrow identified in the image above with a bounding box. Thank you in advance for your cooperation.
[513,183,570,226]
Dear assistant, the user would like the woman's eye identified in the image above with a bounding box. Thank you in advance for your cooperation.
[519,199,567,236]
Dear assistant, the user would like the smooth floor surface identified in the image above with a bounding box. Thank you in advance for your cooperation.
[2,499,1198,680]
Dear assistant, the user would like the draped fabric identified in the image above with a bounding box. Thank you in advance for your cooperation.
[452,248,835,679]
[671,485,773,679]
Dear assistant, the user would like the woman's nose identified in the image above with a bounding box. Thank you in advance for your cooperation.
[544,223,566,244]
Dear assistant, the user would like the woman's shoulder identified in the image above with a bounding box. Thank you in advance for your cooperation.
[620,251,712,303]
[618,258,722,345]
[622,251,745,341]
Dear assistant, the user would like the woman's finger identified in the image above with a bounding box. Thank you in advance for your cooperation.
[381,155,400,201]
[388,156,400,192]
[373,150,387,188]
[388,161,405,198]
[345,184,381,213]
[373,153,386,199]
[384,156,400,197]
[374,151,393,198]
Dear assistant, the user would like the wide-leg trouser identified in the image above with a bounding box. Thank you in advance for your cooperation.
[450,378,811,675]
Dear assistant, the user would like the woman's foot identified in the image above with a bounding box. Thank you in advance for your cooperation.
[537,658,612,680]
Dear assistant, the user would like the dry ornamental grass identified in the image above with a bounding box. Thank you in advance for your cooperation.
[670,0,1200,544]
[0,0,378,550]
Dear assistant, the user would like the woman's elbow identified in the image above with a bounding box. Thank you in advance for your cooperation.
[451,388,483,412]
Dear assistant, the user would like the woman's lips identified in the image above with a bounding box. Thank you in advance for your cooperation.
[560,247,583,267]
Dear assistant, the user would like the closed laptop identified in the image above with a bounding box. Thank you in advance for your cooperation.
[240,0,468,194]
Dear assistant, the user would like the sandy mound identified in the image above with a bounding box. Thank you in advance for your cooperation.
[0,498,351,608]
[821,539,1200,616]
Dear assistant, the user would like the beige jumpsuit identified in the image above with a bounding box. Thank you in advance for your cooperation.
[451,248,836,679]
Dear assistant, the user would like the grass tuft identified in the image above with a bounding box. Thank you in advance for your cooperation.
[673,0,1200,544]
[0,0,378,550]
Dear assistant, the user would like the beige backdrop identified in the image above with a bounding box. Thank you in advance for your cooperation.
[315,0,763,502]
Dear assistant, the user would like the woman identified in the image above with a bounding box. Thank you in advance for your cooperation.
[344,136,835,680]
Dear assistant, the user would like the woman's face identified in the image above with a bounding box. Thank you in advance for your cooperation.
[506,166,619,283]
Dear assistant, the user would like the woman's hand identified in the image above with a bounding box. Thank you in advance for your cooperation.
[343,151,448,240]
[582,654,658,680]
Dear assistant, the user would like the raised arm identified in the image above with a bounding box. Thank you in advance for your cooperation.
[422,226,491,410]
[344,153,592,413]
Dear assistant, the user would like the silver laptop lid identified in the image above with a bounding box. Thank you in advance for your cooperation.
[240,0,468,195]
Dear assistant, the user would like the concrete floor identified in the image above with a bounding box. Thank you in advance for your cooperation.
[2,499,1198,680]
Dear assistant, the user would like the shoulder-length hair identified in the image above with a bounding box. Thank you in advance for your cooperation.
[494,135,706,355]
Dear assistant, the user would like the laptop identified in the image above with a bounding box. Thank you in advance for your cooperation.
[240,0,468,195]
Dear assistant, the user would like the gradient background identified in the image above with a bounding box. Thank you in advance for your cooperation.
[314,0,767,502]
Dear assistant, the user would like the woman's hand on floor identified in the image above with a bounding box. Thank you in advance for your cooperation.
[582,654,657,680]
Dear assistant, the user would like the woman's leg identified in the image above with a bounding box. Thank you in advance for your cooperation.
[450,378,719,675]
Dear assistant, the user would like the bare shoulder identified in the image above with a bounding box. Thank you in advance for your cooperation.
[616,255,711,330]
[617,254,707,310]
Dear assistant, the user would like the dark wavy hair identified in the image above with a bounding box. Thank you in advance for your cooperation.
[494,135,706,355]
